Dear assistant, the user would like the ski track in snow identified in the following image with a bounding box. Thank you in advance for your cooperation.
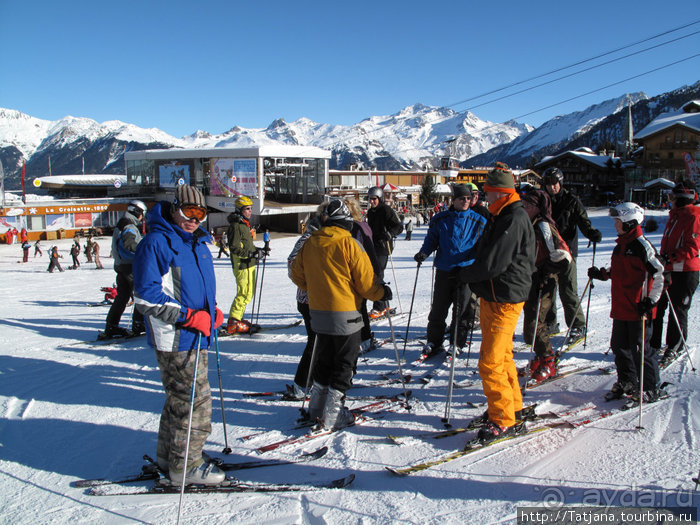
[1,209,699,524]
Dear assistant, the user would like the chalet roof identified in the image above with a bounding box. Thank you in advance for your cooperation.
[537,149,621,169]
[635,106,700,140]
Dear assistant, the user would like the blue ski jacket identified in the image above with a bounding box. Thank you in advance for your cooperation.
[418,208,487,271]
[133,202,216,352]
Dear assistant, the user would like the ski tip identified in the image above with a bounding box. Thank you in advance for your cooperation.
[304,446,329,459]
[330,473,356,488]
[385,466,408,477]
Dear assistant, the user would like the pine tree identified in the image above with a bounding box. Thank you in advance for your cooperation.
[420,174,437,208]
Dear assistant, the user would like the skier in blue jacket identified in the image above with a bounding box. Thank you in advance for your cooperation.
[414,183,487,356]
[133,184,225,486]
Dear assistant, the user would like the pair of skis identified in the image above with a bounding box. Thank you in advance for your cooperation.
[77,449,354,495]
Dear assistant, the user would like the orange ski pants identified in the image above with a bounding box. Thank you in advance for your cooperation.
[478,299,524,427]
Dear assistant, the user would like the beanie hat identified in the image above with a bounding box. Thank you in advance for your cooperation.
[174,184,206,208]
[452,183,470,199]
[322,199,352,229]
[484,162,516,193]
[521,188,554,223]
[672,179,698,203]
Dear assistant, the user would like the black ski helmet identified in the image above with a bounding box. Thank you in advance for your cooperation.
[542,167,564,186]
[368,186,384,202]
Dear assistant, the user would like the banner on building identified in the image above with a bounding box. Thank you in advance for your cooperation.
[210,158,257,197]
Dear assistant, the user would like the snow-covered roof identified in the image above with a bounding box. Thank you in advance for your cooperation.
[536,149,621,169]
[34,174,127,188]
[643,177,675,189]
[635,107,700,140]
[125,144,331,161]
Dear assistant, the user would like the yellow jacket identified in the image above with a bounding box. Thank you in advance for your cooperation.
[290,225,384,335]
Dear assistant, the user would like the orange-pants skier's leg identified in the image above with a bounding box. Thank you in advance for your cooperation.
[478,299,524,427]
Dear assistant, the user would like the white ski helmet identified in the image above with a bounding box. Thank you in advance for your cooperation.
[127,200,147,216]
[609,202,644,229]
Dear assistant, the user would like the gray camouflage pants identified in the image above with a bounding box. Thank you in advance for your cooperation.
[155,348,212,473]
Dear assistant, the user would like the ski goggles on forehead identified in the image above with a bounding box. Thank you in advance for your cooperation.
[178,204,207,222]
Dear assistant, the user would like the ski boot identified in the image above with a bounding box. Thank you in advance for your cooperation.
[168,461,226,486]
[530,355,557,384]
[604,381,636,401]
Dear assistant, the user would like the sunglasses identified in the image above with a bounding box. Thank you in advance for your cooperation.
[178,204,207,222]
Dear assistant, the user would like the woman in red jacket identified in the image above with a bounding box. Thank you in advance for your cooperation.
[650,180,700,365]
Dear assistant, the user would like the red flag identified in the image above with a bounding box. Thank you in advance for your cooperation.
[21,160,26,204]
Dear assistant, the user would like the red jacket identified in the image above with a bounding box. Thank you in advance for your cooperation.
[608,226,664,321]
[660,203,700,272]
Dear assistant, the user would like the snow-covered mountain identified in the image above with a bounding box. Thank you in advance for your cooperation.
[2,81,699,190]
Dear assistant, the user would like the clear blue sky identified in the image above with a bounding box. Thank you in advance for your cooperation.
[1,0,699,138]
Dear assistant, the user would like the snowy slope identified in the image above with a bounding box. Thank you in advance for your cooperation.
[0,209,699,524]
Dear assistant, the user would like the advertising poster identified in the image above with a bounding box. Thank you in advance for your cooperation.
[159,164,191,187]
[210,158,257,196]
[74,213,92,228]
[45,214,72,230]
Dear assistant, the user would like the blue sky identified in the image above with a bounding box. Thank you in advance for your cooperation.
[1,1,699,138]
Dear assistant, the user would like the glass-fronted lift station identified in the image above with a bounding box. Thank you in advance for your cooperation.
[124,145,331,232]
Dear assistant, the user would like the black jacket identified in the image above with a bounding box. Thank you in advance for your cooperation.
[549,188,596,258]
[366,202,403,257]
[460,200,535,303]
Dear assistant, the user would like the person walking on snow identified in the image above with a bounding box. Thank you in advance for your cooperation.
[47,246,64,273]
[225,196,267,334]
[21,240,31,263]
[542,167,602,343]
[69,240,81,269]
[366,186,403,319]
[101,200,147,339]
[33,240,43,257]
[290,199,391,430]
[459,163,535,443]
[587,202,665,402]
[414,183,487,357]
[91,239,103,269]
[520,188,572,383]
[133,184,225,486]
[650,180,700,366]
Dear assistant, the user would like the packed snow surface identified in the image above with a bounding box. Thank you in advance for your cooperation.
[0,209,698,524]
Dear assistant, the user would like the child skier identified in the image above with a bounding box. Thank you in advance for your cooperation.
[587,202,665,403]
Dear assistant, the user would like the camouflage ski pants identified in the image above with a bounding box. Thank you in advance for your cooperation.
[155,348,212,473]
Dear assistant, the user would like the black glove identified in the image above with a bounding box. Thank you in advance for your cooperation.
[249,248,266,260]
[263,247,271,256]
[381,284,393,301]
[663,271,672,290]
[637,297,655,316]
[414,252,428,264]
[587,266,609,281]
[589,229,602,243]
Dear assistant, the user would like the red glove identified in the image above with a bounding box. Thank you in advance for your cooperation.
[214,307,224,330]
[182,308,212,336]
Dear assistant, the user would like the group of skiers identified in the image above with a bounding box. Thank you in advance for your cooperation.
[99,166,698,487]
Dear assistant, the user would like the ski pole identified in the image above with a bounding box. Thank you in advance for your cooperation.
[465,293,477,370]
[384,296,412,409]
[583,242,597,350]
[300,336,320,416]
[442,296,461,426]
[402,263,421,356]
[254,254,267,326]
[555,276,592,357]
[249,257,261,326]
[177,333,202,525]
[637,274,648,431]
[385,241,403,313]
[665,290,696,371]
[521,286,544,394]
[213,331,231,454]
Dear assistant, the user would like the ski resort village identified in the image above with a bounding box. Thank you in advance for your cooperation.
[1,9,700,521]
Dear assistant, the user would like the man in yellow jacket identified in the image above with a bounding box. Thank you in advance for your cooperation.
[290,199,390,429]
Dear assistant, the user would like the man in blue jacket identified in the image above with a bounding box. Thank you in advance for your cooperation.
[414,183,487,356]
[134,185,225,486]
